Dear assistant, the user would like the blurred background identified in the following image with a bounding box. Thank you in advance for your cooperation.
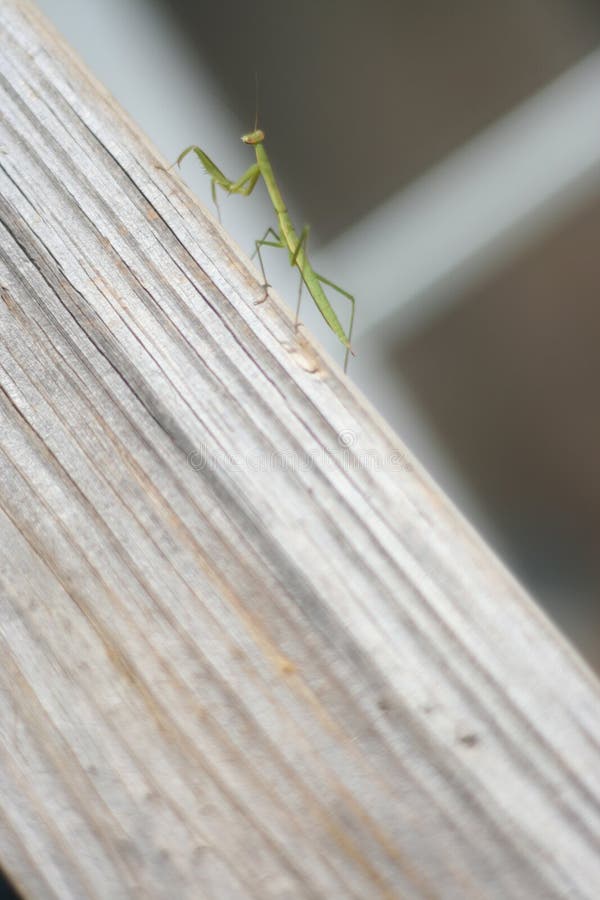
[35,0,600,671]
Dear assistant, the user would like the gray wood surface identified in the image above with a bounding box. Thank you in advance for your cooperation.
[1,1,600,897]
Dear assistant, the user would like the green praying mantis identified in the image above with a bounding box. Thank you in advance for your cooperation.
[177,128,355,371]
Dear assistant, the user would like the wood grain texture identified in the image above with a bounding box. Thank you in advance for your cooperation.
[1,2,600,897]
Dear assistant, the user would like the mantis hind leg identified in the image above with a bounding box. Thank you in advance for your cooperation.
[290,225,310,327]
[252,227,283,304]
[315,272,356,373]
[295,276,304,329]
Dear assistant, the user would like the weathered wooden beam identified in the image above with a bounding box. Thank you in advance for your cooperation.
[1,2,599,897]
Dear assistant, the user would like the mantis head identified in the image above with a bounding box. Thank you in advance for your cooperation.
[241,129,265,145]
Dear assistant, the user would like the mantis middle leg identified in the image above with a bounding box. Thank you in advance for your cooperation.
[252,227,283,304]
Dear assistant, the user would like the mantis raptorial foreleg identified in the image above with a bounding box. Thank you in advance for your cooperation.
[177,146,260,222]
[177,146,260,197]
[178,128,356,371]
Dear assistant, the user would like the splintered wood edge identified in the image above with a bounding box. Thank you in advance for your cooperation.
[1,1,600,898]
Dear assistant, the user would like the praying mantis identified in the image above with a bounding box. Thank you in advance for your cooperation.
[177,128,355,371]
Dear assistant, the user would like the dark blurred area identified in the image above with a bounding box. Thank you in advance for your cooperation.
[0,868,21,900]
[395,195,600,664]
[168,0,600,238]
[165,0,600,669]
